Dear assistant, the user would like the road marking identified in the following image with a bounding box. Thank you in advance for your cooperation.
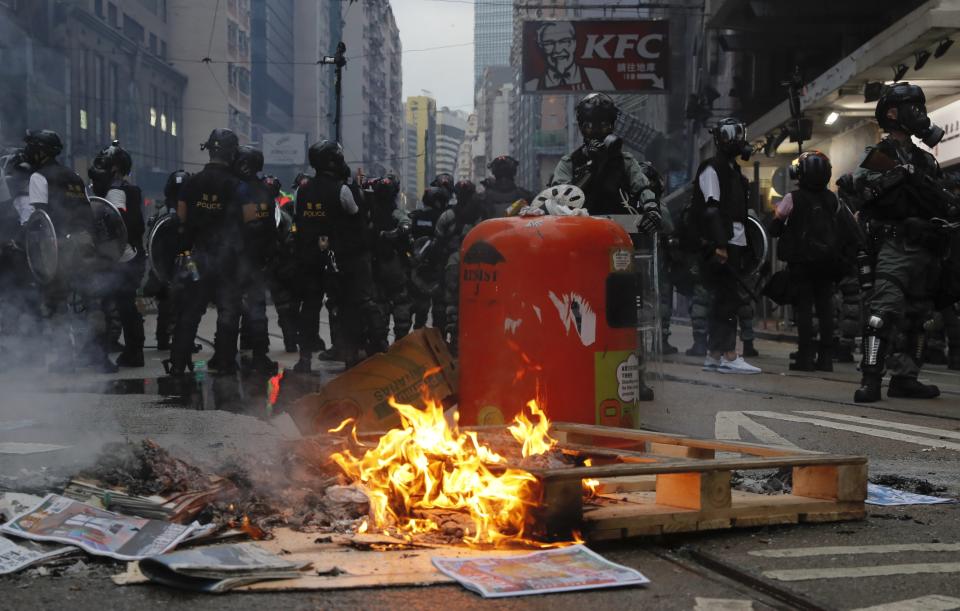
[798,411,960,441]
[851,595,960,611]
[749,543,960,558]
[745,411,960,451]
[763,562,960,581]
[694,598,754,611]
[0,442,70,455]
[714,411,799,448]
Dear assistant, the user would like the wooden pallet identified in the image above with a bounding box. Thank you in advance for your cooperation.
[529,423,868,542]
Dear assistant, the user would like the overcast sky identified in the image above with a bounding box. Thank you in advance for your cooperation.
[390,0,475,113]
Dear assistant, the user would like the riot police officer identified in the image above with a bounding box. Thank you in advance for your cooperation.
[88,140,146,368]
[688,118,761,374]
[480,156,532,218]
[369,175,413,352]
[262,174,299,353]
[167,128,244,376]
[152,169,190,351]
[25,130,114,372]
[233,145,278,374]
[293,140,367,372]
[409,186,450,331]
[438,179,484,354]
[431,173,456,200]
[853,83,959,402]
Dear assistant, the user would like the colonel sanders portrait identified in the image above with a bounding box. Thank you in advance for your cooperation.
[524,21,615,92]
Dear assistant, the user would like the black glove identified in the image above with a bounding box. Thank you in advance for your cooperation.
[636,202,662,234]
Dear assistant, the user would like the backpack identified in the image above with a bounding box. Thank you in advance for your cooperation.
[675,196,706,253]
[778,190,841,264]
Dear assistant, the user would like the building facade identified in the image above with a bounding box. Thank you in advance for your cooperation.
[291,0,338,156]
[341,0,403,178]
[435,107,468,178]
[473,0,513,93]
[404,95,437,204]
[250,0,294,141]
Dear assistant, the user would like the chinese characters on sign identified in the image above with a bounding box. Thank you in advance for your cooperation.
[522,20,670,94]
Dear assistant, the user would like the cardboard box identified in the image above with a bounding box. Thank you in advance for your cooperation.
[287,329,458,435]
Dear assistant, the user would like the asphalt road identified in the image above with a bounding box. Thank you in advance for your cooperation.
[1,312,959,610]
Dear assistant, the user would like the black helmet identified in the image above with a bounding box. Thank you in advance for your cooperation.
[454,179,476,203]
[164,170,191,201]
[372,175,400,201]
[638,161,664,199]
[575,93,619,140]
[291,172,310,190]
[262,174,282,199]
[422,186,450,210]
[488,156,519,180]
[201,128,239,160]
[792,150,832,191]
[89,139,132,184]
[875,82,944,147]
[712,118,752,160]
[308,139,344,174]
[23,129,63,165]
[431,172,455,195]
[233,144,264,178]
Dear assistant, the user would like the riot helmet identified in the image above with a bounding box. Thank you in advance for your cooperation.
[791,150,832,191]
[164,170,191,202]
[89,139,132,187]
[308,140,345,174]
[575,93,619,141]
[875,82,944,147]
[431,172,455,195]
[488,156,519,181]
[712,118,753,161]
[200,128,239,163]
[638,161,664,199]
[262,174,282,199]
[233,145,264,178]
[454,179,476,204]
[23,129,63,166]
[422,186,450,210]
[372,175,401,203]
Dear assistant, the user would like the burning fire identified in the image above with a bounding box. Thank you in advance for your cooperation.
[267,370,284,409]
[582,459,600,498]
[330,398,559,546]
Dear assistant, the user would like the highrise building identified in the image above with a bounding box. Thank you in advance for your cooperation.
[473,0,513,93]
[341,0,403,177]
[292,0,339,153]
[250,0,294,141]
[404,95,437,203]
[435,108,468,178]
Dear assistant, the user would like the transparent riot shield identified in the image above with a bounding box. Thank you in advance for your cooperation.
[24,209,58,284]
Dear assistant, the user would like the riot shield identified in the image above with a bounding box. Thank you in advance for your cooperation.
[147,212,180,283]
[743,214,770,277]
[24,209,58,284]
[89,196,128,262]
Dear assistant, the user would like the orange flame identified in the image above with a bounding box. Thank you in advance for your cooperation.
[582,458,600,498]
[330,396,559,546]
[267,370,284,406]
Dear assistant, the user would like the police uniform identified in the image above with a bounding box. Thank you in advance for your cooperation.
[237,175,277,366]
[408,197,447,331]
[101,180,146,365]
[169,162,244,372]
[370,196,413,352]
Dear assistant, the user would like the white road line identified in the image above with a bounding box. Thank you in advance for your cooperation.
[744,411,960,452]
[749,543,960,558]
[763,562,960,582]
[850,595,960,611]
[798,411,960,441]
[714,411,799,448]
[693,598,754,611]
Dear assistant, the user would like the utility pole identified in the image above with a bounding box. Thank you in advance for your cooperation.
[319,41,347,142]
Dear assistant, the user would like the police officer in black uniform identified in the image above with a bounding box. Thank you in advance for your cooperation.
[263,174,300,353]
[167,128,244,376]
[25,130,114,372]
[233,145,278,374]
[88,140,147,368]
[438,179,484,353]
[480,156,532,218]
[369,175,413,352]
[292,140,365,372]
[409,186,450,330]
[431,173,456,200]
[153,169,190,351]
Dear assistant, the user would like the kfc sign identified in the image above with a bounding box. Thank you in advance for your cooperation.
[522,20,669,94]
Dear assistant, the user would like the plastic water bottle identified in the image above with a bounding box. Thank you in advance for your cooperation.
[183,251,200,282]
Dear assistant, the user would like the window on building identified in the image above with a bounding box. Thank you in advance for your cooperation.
[238,67,250,95]
[160,40,167,60]
[123,15,144,44]
[227,21,238,56]
[80,109,88,130]
[149,33,157,55]
[95,0,104,18]
[108,3,118,27]
[110,121,117,140]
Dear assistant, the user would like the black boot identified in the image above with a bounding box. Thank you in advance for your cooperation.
[854,373,883,403]
[815,344,833,372]
[246,352,279,375]
[318,346,341,361]
[888,376,940,399]
[662,336,678,355]
[115,349,145,368]
[685,340,707,357]
[208,354,238,374]
[742,340,759,358]
[156,335,170,351]
[293,352,312,373]
[789,345,816,371]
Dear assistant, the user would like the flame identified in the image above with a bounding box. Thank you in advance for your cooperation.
[267,370,284,406]
[582,459,600,498]
[507,400,557,458]
[330,396,559,546]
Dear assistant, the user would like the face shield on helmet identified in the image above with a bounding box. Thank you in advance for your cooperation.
[876,83,944,147]
[23,130,63,166]
[790,150,832,191]
[576,93,619,142]
[713,119,753,161]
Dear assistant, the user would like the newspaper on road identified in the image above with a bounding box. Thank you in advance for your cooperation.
[867,484,957,506]
[432,544,650,598]
[138,543,307,593]
[0,494,197,561]
[0,536,75,575]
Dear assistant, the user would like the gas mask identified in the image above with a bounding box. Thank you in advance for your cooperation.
[715,121,753,161]
[898,102,944,148]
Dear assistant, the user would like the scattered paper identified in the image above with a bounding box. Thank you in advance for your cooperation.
[866,484,957,506]
[432,544,649,598]
[1,494,197,561]
[0,492,45,522]
[0,442,70,455]
[0,536,74,575]
[138,543,308,593]
[63,477,237,523]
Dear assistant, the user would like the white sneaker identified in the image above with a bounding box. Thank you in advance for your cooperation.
[703,355,721,371]
[718,355,761,374]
